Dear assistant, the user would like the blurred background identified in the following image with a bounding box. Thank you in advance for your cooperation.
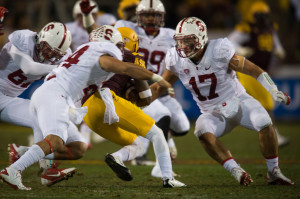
[0,0,299,121]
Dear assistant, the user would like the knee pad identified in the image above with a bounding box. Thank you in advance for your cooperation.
[253,113,272,132]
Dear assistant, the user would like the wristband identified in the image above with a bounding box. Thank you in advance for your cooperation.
[83,14,95,28]
[257,72,277,93]
[138,89,152,99]
[151,74,163,82]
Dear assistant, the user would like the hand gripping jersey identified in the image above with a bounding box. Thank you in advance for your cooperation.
[114,20,175,75]
[0,30,71,98]
[50,42,122,103]
[165,38,245,112]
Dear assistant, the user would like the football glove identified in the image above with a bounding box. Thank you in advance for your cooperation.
[80,0,97,15]
[270,89,291,105]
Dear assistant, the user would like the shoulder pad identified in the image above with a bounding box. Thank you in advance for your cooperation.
[212,38,235,62]
[8,30,36,53]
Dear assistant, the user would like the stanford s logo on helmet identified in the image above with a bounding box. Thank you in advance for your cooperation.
[89,25,125,51]
[174,17,208,58]
[36,22,72,63]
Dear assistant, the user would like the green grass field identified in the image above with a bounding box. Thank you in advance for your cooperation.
[0,121,299,199]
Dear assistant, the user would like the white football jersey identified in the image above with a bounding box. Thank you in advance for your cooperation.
[114,20,175,75]
[66,22,89,51]
[50,42,122,103]
[97,13,117,26]
[0,29,71,97]
[165,38,246,112]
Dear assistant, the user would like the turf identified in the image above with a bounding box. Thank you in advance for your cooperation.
[0,121,299,198]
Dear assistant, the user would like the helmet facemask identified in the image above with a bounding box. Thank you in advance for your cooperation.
[174,35,202,58]
[137,11,164,35]
[116,41,126,55]
[253,12,271,30]
[35,40,66,64]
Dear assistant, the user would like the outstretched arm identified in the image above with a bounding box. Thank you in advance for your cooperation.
[80,0,98,33]
[9,45,56,75]
[229,53,290,105]
[99,55,172,90]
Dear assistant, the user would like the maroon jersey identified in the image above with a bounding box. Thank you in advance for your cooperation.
[243,22,276,71]
[102,49,145,96]
[81,49,145,105]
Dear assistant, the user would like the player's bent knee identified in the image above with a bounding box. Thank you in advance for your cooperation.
[253,114,272,132]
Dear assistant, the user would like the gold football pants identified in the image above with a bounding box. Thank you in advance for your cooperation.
[83,90,155,146]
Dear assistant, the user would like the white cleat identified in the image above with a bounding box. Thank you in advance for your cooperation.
[0,167,31,190]
[267,167,294,185]
[231,167,253,186]
[151,163,180,178]
[163,177,186,188]
[40,164,76,186]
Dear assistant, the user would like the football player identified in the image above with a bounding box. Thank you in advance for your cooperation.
[0,22,87,187]
[228,1,290,147]
[151,17,294,186]
[66,0,117,51]
[114,0,190,177]
[80,1,185,187]
[0,25,185,190]
[118,0,140,22]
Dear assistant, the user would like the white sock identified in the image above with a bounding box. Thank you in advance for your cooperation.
[168,137,175,148]
[112,148,128,162]
[145,125,172,179]
[19,146,30,156]
[223,157,240,173]
[10,145,45,172]
[112,137,145,161]
[266,156,278,172]
[140,136,150,156]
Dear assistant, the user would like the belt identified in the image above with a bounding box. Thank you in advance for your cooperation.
[47,75,56,81]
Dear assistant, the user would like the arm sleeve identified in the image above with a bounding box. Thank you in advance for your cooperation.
[9,44,56,75]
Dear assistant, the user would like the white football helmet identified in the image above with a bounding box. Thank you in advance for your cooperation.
[136,0,165,34]
[174,17,208,58]
[35,22,72,63]
[73,0,99,19]
[89,25,125,50]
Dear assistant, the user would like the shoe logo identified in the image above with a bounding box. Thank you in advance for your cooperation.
[46,173,61,177]
[205,65,211,70]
